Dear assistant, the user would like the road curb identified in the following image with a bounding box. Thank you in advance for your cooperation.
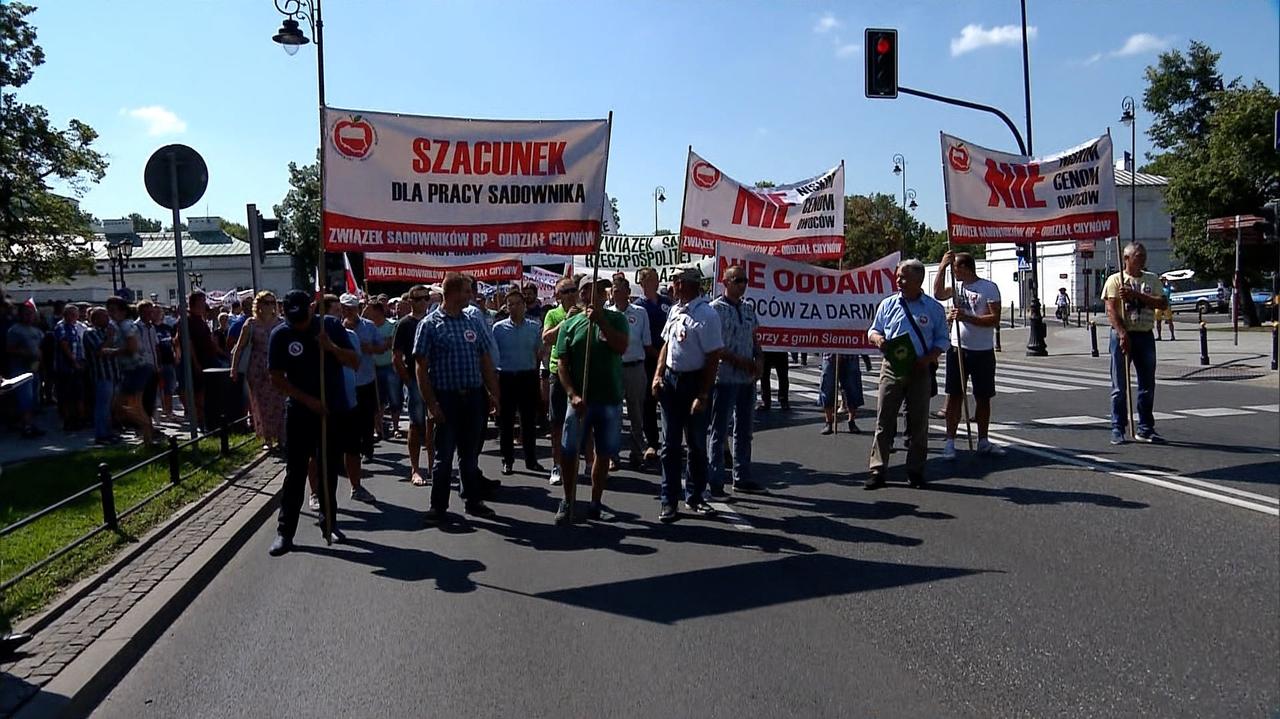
[11,462,284,719]
[15,451,273,637]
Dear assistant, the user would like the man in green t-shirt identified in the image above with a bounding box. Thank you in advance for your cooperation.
[1101,241,1168,445]
[541,277,580,487]
[553,275,629,525]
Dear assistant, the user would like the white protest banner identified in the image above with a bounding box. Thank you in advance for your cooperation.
[364,253,524,284]
[525,266,564,303]
[569,234,696,282]
[719,251,900,353]
[323,108,610,254]
[941,131,1119,243]
[680,150,844,261]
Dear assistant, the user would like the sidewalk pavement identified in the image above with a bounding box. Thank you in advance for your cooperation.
[1003,317,1277,381]
[0,453,282,719]
[0,406,198,468]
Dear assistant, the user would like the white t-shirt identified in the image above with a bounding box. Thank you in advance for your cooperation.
[949,278,1001,351]
[660,296,724,372]
[608,302,651,364]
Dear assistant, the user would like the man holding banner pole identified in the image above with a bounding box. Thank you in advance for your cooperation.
[1103,241,1166,445]
[866,260,950,489]
[934,251,1005,459]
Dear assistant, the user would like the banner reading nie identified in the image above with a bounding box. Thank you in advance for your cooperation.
[680,150,844,261]
[941,131,1119,243]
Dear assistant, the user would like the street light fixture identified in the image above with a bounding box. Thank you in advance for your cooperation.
[187,272,203,290]
[653,185,666,235]
[106,238,133,296]
[1119,96,1137,249]
[906,188,918,212]
[891,154,910,251]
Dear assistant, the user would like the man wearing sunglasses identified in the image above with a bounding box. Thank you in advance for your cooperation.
[394,284,432,486]
[709,265,765,496]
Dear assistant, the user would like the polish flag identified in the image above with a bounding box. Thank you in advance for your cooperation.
[24,296,37,311]
[342,253,359,295]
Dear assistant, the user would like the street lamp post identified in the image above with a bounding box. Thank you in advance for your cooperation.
[187,272,203,291]
[1120,97,1137,249]
[107,239,133,298]
[892,155,918,250]
[272,0,336,543]
[653,186,665,235]
[106,239,119,294]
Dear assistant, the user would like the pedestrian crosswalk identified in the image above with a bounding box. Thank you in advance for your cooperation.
[775,355,1200,405]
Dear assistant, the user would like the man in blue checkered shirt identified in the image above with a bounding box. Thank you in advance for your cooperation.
[413,272,501,523]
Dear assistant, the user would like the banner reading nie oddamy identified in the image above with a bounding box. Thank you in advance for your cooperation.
[323,108,610,254]
[680,150,844,261]
[941,131,1119,243]
[364,253,525,284]
[718,251,900,353]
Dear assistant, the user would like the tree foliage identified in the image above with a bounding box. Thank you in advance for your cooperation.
[127,212,162,232]
[827,193,958,270]
[0,2,107,284]
[273,152,320,287]
[1142,41,1279,323]
[219,219,248,241]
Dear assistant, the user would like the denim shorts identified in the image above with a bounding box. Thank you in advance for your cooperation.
[405,378,425,428]
[561,402,621,458]
[376,364,402,412]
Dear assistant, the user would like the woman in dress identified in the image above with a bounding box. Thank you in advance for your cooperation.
[230,291,285,450]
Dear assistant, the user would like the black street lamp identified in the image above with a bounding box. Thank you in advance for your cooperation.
[187,271,203,291]
[653,186,666,235]
[906,188,918,212]
[1120,96,1137,249]
[107,238,133,297]
[892,154,916,251]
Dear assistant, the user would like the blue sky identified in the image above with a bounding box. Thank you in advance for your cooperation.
[24,0,1279,235]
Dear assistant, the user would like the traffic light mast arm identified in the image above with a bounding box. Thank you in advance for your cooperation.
[898,85,1027,155]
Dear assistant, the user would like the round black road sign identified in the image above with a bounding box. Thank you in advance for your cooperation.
[144,144,208,210]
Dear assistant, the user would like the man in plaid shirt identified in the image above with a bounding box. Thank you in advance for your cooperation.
[414,272,501,524]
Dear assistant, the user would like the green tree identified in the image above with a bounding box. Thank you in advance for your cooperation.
[1143,41,1279,324]
[274,152,319,287]
[219,219,248,241]
[827,193,959,269]
[0,2,107,285]
[127,212,162,232]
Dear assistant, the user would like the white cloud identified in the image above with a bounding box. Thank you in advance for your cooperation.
[814,12,840,34]
[122,105,187,136]
[950,24,1036,56]
[1082,52,1104,66]
[835,43,860,58]
[1112,32,1173,57]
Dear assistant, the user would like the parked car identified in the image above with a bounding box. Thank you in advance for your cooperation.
[1163,270,1227,315]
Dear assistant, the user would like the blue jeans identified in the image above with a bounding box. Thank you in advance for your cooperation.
[709,381,754,489]
[658,370,711,505]
[562,402,622,458]
[376,364,402,413]
[1109,330,1157,434]
[94,377,116,440]
[818,354,865,410]
[430,388,487,510]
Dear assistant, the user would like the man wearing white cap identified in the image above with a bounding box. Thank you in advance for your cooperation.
[341,293,383,466]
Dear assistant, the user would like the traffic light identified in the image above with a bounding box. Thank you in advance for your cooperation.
[1015,243,1029,262]
[247,206,281,263]
[864,28,898,99]
[1262,200,1277,243]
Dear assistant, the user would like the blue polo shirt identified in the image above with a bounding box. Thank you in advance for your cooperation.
[870,292,951,360]
[492,317,541,373]
[352,316,379,386]
[635,294,673,348]
[412,308,494,392]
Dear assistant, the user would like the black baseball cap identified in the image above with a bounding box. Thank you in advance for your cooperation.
[282,290,312,323]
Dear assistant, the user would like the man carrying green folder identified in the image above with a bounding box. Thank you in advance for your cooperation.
[866,259,950,489]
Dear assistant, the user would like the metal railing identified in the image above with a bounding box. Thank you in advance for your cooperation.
[0,415,256,594]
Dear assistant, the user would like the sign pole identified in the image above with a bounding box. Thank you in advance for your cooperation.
[939,156,973,450]
[1116,238,1136,440]
[168,152,200,439]
[578,111,613,407]
[1234,216,1241,346]
[314,0,333,544]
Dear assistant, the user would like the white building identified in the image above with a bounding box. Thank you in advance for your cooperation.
[929,168,1172,312]
[11,216,295,306]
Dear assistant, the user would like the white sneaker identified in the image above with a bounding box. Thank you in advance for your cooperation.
[941,441,957,461]
[549,466,562,486]
[977,439,1007,457]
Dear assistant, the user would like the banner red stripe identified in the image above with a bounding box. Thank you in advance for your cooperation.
[946,210,1119,243]
[679,226,843,260]
[323,212,600,254]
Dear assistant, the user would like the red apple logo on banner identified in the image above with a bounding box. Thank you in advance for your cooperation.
[692,160,722,190]
[948,144,970,173]
[333,115,376,159]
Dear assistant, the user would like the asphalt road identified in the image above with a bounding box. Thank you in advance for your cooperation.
[90,354,1279,719]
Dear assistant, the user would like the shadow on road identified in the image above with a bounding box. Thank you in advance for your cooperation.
[927,483,1148,509]
[1185,457,1280,487]
[296,536,485,592]
[530,553,991,624]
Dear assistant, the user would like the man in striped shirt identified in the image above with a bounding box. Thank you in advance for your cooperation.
[82,307,120,444]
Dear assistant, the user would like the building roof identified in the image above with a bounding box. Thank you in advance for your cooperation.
[90,231,283,260]
[1114,169,1168,187]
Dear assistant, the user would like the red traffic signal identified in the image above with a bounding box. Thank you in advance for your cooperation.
[865,28,898,99]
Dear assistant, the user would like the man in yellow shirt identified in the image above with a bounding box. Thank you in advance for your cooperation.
[1101,241,1168,445]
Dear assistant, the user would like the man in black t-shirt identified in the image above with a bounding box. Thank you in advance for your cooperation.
[266,290,359,556]
[393,284,432,486]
